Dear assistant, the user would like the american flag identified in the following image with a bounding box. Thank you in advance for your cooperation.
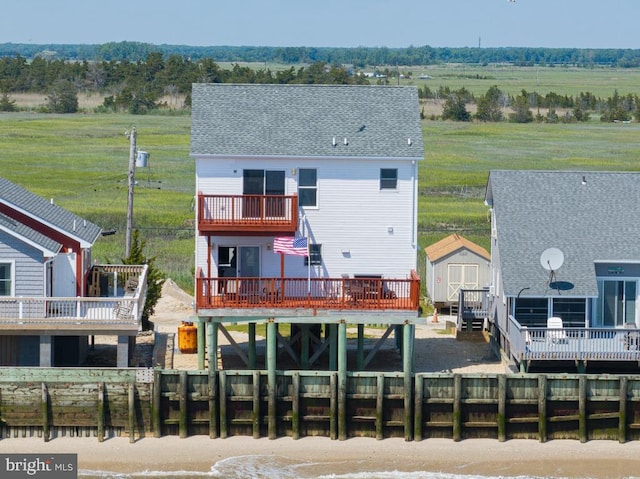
[273,236,308,256]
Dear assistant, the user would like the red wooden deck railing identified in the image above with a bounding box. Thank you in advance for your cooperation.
[198,193,298,234]
[195,272,421,312]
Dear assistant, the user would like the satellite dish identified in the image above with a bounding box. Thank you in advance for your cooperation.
[540,247,564,271]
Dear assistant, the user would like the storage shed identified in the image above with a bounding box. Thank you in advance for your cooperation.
[425,234,490,310]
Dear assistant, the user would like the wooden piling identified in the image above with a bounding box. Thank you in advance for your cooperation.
[197,319,205,370]
[301,325,310,370]
[97,382,105,442]
[357,324,365,371]
[338,321,347,441]
[414,374,424,441]
[267,320,277,440]
[538,375,547,443]
[41,383,49,442]
[207,321,218,374]
[579,375,587,443]
[153,370,162,438]
[179,371,188,438]
[219,371,228,439]
[330,372,337,440]
[403,323,414,442]
[498,375,506,442]
[208,370,218,439]
[253,370,261,439]
[453,374,462,441]
[292,372,300,440]
[619,376,627,443]
[329,324,338,371]
[248,323,257,369]
[376,372,384,440]
[128,382,135,443]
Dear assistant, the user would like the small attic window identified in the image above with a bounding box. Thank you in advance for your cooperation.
[380,168,398,190]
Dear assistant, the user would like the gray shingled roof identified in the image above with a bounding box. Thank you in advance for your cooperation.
[190,83,424,159]
[0,212,62,254]
[0,178,102,245]
[485,170,640,298]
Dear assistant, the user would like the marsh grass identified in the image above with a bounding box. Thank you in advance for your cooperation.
[1,112,194,289]
[402,64,640,98]
[10,93,187,112]
[3,70,640,293]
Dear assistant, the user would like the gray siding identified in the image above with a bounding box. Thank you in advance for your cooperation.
[427,250,490,305]
[0,230,45,297]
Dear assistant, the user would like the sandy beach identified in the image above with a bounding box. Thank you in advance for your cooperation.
[3,435,640,478]
[7,283,640,478]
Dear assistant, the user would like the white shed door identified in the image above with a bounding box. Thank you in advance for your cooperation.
[52,253,77,297]
[447,264,479,301]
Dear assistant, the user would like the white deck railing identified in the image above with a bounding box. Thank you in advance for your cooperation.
[507,315,640,362]
[0,297,140,325]
[0,264,148,326]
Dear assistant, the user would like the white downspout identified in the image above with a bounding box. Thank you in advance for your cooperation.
[411,159,418,249]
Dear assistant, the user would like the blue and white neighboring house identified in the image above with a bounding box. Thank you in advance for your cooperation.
[189,83,424,372]
[485,170,640,372]
[0,178,148,367]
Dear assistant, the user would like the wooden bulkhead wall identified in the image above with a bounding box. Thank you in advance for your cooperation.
[1,369,640,443]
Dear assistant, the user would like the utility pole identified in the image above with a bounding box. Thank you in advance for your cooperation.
[125,126,136,257]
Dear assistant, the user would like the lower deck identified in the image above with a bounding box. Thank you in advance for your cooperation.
[498,314,640,373]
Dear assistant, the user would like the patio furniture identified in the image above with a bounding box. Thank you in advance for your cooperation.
[547,317,567,344]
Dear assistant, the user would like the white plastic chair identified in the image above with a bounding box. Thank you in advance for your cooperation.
[547,316,567,343]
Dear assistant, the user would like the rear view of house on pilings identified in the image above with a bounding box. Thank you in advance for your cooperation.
[189,83,424,378]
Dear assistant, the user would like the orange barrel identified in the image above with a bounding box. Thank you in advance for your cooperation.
[177,321,197,354]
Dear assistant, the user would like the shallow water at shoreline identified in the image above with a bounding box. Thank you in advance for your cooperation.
[77,454,591,479]
[6,435,640,479]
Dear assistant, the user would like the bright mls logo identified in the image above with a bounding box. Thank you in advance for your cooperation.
[1,454,77,478]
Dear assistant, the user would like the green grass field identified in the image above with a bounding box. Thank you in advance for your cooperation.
[400,64,640,98]
[1,112,195,287]
[418,120,640,253]
[2,67,640,293]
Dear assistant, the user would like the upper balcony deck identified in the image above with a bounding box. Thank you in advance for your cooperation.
[198,193,299,235]
[0,264,148,336]
[195,271,421,321]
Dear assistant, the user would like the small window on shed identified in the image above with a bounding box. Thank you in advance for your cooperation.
[380,168,398,190]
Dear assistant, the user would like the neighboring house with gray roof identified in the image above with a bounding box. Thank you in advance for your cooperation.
[485,170,640,372]
[0,178,148,367]
[189,83,424,372]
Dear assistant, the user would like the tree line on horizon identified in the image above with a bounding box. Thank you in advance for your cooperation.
[2,41,640,67]
[0,49,638,123]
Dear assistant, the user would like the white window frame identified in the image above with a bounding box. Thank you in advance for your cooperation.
[380,168,398,190]
[0,260,15,297]
[298,168,318,208]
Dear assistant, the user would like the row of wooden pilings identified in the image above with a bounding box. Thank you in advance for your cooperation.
[3,368,640,442]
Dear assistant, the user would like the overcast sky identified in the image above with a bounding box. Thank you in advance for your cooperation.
[3,0,639,50]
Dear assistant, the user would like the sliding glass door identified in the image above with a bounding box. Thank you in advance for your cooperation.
[243,169,285,218]
[596,280,637,327]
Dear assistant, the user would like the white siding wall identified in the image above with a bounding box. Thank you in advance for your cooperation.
[195,156,418,280]
[490,227,508,332]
